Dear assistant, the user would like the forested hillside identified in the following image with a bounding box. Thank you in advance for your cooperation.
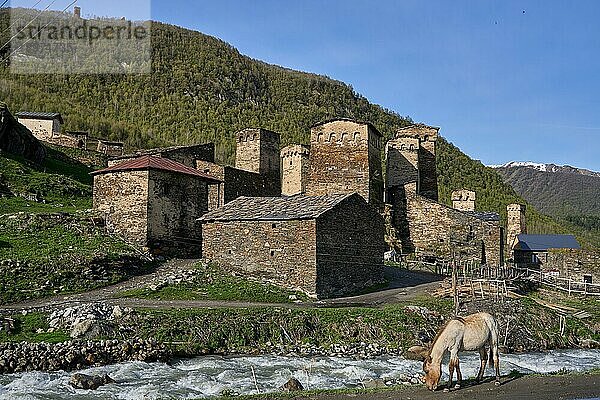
[1,12,598,246]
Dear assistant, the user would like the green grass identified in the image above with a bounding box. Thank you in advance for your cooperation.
[0,212,151,304]
[116,263,311,304]
[0,312,69,343]
[0,148,93,214]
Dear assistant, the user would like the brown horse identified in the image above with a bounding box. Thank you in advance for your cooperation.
[408,312,500,391]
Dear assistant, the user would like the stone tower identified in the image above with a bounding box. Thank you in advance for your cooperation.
[506,204,527,251]
[281,144,310,196]
[385,137,420,199]
[452,189,476,212]
[305,118,384,208]
[235,128,281,176]
[395,124,439,201]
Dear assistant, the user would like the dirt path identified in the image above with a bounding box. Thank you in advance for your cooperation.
[0,263,444,313]
[290,374,600,400]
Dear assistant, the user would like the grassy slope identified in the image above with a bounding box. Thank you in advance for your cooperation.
[0,146,96,213]
[117,263,311,304]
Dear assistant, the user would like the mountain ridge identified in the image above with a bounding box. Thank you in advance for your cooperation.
[491,161,600,178]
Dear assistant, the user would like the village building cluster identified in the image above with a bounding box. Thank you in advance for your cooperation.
[13,109,596,296]
[15,112,125,156]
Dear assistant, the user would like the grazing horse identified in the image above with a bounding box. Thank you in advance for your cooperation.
[408,312,500,391]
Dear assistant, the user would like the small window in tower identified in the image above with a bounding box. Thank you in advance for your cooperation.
[272,223,277,228]
[270,250,275,257]
[289,159,293,166]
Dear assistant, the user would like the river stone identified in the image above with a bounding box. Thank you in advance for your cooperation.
[363,379,386,389]
[70,320,94,338]
[281,377,304,392]
[69,373,114,390]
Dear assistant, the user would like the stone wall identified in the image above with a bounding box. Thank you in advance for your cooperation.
[528,249,600,283]
[404,193,503,265]
[196,160,280,211]
[281,144,310,196]
[147,169,210,255]
[316,196,386,298]
[93,170,149,246]
[306,120,384,208]
[202,219,319,295]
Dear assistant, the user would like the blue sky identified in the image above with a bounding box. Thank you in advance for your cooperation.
[10,1,600,171]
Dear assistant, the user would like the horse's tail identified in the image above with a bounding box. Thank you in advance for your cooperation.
[485,314,499,368]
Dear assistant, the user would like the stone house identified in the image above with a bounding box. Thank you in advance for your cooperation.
[305,118,384,209]
[92,155,220,255]
[15,111,88,149]
[200,193,386,299]
[95,140,125,157]
[16,111,63,140]
[513,234,581,268]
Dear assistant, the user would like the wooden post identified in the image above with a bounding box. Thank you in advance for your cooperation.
[452,253,459,317]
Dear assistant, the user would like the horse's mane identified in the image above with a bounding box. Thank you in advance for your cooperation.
[429,316,466,352]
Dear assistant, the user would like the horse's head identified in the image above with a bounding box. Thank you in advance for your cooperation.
[407,345,441,391]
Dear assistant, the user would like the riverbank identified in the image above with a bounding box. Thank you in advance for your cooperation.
[240,373,600,400]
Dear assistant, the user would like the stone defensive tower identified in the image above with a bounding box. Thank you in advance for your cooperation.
[281,144,310,196]
[305,118,384,208]
[395,124,439,201]
[506,204,527,251]
[385,136,420,202]
[235,128,281,177]
[452,189,476,212]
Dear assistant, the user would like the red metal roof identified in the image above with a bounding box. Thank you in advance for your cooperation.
[91,155,221,182]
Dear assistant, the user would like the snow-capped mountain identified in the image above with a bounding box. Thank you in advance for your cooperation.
[490,161,600,178]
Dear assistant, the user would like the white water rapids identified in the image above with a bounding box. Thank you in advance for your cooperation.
[0,350,598,399]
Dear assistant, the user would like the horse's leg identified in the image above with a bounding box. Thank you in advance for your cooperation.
[493,345,500,386]
[454,357,462,389]
[476,347,487,382]
[447,359,455,391]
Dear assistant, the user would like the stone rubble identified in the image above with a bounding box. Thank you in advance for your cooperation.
[48,303,133,339]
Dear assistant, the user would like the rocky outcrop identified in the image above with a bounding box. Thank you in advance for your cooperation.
[0,103,46,164]
[281,377,304,392]
[49,303,133,339]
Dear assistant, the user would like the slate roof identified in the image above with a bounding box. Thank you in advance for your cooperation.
[16,111,64,123]
[91,155,221,182]
[515,234,581,251]
[200,194,355,222]
[466,211,501,222]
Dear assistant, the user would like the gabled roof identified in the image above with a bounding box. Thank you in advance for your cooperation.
[91,155,221,182]
[515,234,581,251]
[16,111,64,124]
[200,193,356,222]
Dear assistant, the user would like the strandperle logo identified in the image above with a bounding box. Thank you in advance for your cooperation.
[14,20,149,45]
[8,3,151,75]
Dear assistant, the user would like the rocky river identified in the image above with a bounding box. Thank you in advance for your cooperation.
[0,349,598,399]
